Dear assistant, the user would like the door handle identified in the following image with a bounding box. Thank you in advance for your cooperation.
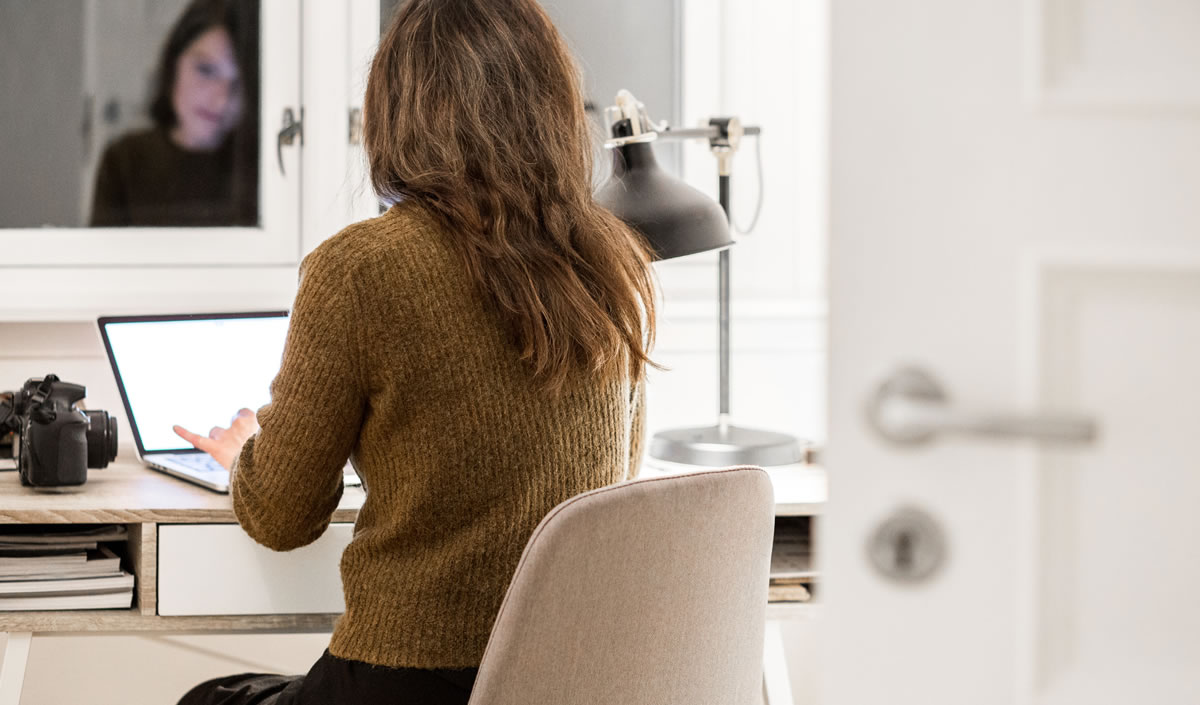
[867,367,1098,445]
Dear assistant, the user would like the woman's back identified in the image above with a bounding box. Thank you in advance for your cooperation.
[178,0,656,701]
[232,201,645,668]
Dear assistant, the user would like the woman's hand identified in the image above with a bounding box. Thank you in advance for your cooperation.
[173,408,259,471]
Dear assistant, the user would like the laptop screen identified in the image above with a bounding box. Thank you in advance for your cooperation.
[98,312,290,455]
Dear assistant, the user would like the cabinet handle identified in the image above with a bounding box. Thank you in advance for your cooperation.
[348,108,363,145]
[277,107,304,176]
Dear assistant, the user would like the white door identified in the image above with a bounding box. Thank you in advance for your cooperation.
[826,1,1200,703]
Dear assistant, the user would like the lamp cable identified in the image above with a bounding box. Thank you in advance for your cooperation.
[732,133,764,235]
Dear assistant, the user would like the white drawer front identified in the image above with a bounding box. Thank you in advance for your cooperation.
[157,523,353,616]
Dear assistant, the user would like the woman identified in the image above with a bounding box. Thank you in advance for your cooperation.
[171,0,655,702]
[89,0,258,227]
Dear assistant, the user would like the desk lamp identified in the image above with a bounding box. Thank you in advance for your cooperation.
[597,91,805,467]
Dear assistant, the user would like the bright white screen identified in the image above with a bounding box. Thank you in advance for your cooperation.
[104,316,290,452]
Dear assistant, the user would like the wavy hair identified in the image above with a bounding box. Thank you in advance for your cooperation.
[364,0,658,392]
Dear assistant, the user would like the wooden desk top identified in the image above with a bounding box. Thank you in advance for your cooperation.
[0,459,825,524]
[0,460,365,524]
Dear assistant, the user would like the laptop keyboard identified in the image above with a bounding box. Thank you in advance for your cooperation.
[166,453,226,474]
[156,454,362,487]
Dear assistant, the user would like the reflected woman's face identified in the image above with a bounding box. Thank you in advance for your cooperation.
[171,27,243,151]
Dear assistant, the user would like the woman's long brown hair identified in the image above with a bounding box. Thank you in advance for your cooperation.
[364,0,657,393]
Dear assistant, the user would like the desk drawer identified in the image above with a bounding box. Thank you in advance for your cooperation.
[157,523,353,616]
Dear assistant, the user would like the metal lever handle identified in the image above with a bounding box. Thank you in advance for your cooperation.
[277,107,303,176]
[868,367,1098,445]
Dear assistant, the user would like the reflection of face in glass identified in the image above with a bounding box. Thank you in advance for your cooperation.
[170,27,242,151]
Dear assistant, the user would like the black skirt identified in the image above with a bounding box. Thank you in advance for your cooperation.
[177,650,477,705]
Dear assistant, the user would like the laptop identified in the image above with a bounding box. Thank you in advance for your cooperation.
[98,312,361,493]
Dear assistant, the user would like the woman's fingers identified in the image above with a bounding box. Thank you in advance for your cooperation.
[174,424,217,455]
[173,410,256,472]
[232,409,257,428]
[231,408,260,438]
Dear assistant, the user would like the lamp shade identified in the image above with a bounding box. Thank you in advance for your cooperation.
[596,142,734,261]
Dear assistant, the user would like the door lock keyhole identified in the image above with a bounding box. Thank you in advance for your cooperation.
[867,506,946,584]
[893,530,915,572]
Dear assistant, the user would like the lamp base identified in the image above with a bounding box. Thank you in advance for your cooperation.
[649,423,807,468]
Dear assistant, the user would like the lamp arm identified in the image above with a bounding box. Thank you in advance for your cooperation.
[655,123,761,141]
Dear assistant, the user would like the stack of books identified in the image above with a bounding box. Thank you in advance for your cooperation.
[770,518,817,602]
[0,525,134,611]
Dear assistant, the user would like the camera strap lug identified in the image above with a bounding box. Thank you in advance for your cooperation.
[28,375,60,423]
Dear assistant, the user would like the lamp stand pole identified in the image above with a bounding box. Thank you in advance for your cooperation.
[718,174,733,431]
[648,122,807,468]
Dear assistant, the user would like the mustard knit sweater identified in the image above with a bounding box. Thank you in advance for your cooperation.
[231,201,646,669]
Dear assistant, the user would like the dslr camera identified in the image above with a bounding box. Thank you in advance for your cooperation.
[0,375,118,490]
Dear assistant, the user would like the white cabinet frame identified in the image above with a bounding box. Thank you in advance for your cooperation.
[0,1,381,321]
[0,2,302,268]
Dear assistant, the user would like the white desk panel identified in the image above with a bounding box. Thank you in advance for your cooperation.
[158,523,354,616]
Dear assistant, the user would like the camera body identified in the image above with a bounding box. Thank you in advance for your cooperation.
[0,375,118,490]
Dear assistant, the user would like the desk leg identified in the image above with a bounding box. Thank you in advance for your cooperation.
[762,621,794,705]
[0,632,31,705]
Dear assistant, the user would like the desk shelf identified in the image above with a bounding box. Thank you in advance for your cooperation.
[0,609,341,633]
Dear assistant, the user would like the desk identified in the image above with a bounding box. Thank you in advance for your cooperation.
[0,460,825,705]
[0,461,363,704]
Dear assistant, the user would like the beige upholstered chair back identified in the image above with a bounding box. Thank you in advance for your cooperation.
[469,466,775,705]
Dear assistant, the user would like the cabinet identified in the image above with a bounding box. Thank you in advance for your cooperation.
[0,0,685,321]
[0,1,372,320]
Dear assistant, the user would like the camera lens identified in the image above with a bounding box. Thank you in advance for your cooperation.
[85,410,118,469]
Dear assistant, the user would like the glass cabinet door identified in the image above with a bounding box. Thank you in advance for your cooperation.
[0,0,301,266]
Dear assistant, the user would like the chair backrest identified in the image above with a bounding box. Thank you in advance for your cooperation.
[468,466,775,705]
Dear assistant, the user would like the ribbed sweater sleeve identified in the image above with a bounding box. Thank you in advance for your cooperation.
[628,380,646,479]
[232,247,366,551]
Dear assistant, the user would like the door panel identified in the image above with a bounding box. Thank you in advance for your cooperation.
[1030,264,1200,703]
[1030,0,1200,111]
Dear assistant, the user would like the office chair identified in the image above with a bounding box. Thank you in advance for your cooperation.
[468,466,775,705]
